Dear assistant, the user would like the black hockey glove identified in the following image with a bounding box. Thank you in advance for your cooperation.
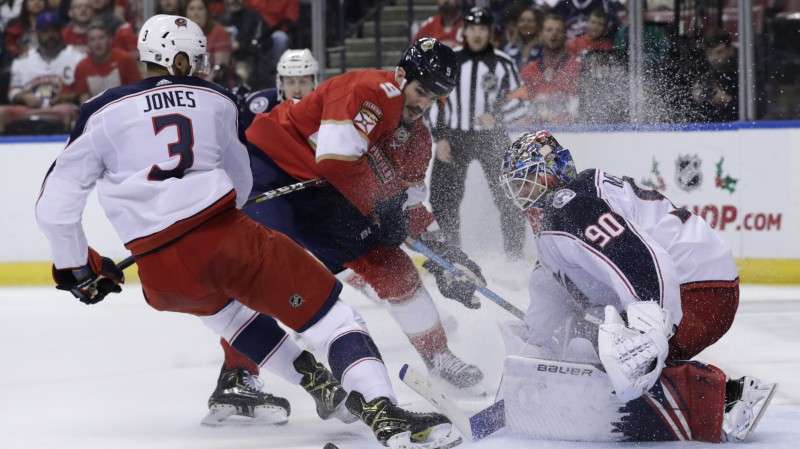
[373,191,410,248]
[53,248,124,305]
[419,234,485,309]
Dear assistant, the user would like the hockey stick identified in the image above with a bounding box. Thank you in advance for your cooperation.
[406,239,525,320]
[399,364,506,441]
[113,178,327,272]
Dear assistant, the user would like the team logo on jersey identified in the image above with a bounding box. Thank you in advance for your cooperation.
[674,154,703,192]
[482,73,498,92]
[156,79,172,86]
[552,189,576,208]
[394,126,409,143]
[175,17,188,28]
[249,97,269,114]
[289,294,304,308]
[361,101,383,118]
[353,108,379,135]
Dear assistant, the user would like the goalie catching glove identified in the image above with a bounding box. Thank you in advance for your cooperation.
[53,248,125,305]
[598,301,674,402]
[419,232,485,309]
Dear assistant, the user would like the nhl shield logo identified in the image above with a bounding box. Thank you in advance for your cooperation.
[289,294,303,308]
[675,154,703,192]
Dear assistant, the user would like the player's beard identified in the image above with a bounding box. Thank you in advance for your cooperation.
[402,105,423,124]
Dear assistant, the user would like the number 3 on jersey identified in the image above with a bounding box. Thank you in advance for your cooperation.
[148,114,194,181]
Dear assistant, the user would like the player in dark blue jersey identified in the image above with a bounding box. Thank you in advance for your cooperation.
[239,48,319,128]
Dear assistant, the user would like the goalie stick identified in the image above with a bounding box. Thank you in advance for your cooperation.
[406,239,525,319]
[399,364,506,442]
[113,178,327,273]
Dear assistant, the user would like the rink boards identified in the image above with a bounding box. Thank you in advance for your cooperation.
[2,121,799,284]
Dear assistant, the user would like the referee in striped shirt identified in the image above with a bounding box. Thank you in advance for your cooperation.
[427,6,528,259]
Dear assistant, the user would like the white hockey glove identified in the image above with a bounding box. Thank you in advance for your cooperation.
[598,302,674,402]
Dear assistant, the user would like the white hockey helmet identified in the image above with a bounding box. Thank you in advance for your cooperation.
[138,15,211,75]
[276,49,319,98]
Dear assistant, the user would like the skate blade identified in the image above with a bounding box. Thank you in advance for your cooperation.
[200,404,289,427]
[740,382,778,441]
[330,402,358,424]
[387,424,463,449]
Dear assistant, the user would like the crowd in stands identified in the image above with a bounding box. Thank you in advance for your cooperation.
[414,0,755,126]
[0,0,299,135]
[0,0,791,135]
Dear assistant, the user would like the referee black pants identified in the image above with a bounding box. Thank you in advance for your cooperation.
[429,129,525,258]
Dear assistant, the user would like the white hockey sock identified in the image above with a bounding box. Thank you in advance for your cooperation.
[260,334,304,385]
[387,285,446,354]
[301,300,396,403]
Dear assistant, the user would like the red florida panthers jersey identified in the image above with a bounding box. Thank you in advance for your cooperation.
[247,69,409,214]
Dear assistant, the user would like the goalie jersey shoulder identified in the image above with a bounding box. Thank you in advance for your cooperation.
[540,169,611,238]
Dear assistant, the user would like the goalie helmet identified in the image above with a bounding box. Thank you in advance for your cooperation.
[276,49,319,99]
[138,15,211,76]
[398,37,458,97]
[500,130,577,211]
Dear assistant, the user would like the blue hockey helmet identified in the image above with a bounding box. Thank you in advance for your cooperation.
[398,37,458,97]
[500,130,577,210]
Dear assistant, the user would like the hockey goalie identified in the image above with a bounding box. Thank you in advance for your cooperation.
[491,130,777,443]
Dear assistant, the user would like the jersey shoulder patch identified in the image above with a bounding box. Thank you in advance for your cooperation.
[552,188,576,208]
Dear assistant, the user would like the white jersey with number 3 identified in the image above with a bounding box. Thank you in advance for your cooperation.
[36,76,252,268]
[526,169,737,342]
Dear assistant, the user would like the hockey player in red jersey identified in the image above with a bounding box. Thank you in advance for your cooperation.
[35,16,461,449]
[244,38,488,395]
[495,130,776,443]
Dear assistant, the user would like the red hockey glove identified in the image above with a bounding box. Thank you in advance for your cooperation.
[53,248,125,305]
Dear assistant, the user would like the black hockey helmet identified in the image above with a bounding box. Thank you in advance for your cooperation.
[398,37,458,97]
[464,7,493,28]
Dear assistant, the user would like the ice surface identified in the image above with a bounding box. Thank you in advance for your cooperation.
[1,259,798,449]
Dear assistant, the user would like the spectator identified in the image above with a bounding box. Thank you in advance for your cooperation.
[412,0,463,48]
[1,0,23,30]
[73,21,140,103]
[214,0,272,90]
[185,0,231,85]
[566,7,612,55]
[428,8,529,260]
[612,4,669,65]
[691,28,738,123]
[61,0,94,51]
[155,0,182,15]
[550,0,615,40]
[0,11,84,132]
[519,14,580,125]
[5,0,50,56]
[503,6,542,69]
[244,0,294,67]
[89,0,136,57]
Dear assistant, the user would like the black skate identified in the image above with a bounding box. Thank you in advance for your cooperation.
[201,367,291,427]
[293,350,356,423]
[422,349,485,396]
[346,391,462,449]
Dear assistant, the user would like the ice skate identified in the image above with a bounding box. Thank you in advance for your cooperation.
[293,350,357,423]
[201,367,290,427]
[346,391,462,449]
[422,349,486,397]
[723,376,778,441]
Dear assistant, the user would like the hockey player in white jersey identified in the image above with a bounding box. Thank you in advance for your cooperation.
[35,15,461,449]
[493,130,776,443]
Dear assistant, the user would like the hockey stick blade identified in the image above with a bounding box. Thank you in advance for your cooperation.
[399,364,475,440]
[406,239,525,319]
